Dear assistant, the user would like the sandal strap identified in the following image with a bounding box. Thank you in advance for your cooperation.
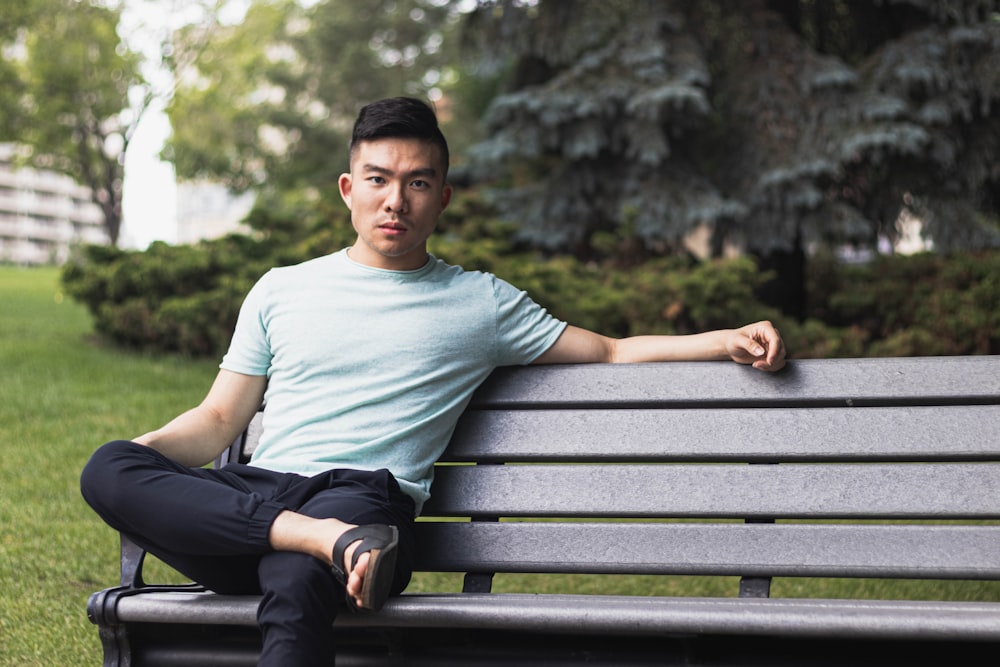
[330,524,394,584]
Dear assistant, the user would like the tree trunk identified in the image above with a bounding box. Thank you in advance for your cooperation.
[756,232,807,320]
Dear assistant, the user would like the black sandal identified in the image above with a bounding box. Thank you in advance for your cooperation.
[330,524,399,612]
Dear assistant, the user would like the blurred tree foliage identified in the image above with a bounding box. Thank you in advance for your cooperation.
[55,0,1000,359]
[0,0,151,246]
[460,0,1000,314]
[0,0,41,123]
[164,0,482,204]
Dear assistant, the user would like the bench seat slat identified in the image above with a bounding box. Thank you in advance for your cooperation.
[470,357,1000,408]
[112,591,1000,642]
[360,594,1000,642]
[423,463,1000,519]
[412,522,1000,579]
[446,404,1000,462]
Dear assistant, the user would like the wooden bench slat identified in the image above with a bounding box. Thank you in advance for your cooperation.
[423,462,1000,519]
[359,594,1000,642]
[357,594,1000,642]
[470,357,1000,408]
[412,522,1000,579]
[446,404,1000,462]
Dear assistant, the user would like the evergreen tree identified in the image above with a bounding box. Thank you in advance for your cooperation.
[461,0,1000,313]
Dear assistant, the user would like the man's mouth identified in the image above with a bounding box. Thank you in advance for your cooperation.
[379,221,408,235]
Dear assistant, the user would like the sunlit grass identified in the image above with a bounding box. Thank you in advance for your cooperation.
[0,266,217,666]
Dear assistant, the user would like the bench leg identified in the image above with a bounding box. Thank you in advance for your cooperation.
[97,623,131,667]
[463,572,495,593]
[739,576,773,598]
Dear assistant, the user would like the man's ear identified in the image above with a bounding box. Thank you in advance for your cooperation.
[338,173,352,209]
[440,183,453,211]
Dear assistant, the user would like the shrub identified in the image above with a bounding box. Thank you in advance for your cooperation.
[62,238,274,356]
[806,251,1000,356]
[62,188,999,360]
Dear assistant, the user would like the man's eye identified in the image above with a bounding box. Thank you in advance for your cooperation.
[367,176,386,184]
[411,180,429,189]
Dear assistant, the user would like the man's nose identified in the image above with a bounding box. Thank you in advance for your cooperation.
[384,185,407,213]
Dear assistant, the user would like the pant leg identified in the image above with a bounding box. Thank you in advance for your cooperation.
[256,468,416,667]
[82,440,417,664]
[80,440,295,593]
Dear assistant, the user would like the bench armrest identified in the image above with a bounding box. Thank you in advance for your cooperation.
[119,534,148,588]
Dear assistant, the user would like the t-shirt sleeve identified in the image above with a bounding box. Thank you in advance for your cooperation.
[492,276,567,366]
[219,273,273,376]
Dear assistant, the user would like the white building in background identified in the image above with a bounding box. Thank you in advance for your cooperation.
[0,144,108,265]
[175,182,254,245]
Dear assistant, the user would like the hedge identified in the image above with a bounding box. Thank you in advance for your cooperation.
[61,201,999,359]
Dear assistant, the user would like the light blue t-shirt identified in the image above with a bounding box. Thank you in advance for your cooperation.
[220,249,566,513]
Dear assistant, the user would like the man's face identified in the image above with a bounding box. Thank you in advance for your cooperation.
[339,138,452,271]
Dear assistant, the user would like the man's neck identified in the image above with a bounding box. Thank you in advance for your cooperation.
[346,245,429,271]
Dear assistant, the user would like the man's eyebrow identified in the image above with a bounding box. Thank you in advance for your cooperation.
[361,163,439,178]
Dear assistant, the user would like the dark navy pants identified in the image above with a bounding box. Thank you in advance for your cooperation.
[81,440,416,666]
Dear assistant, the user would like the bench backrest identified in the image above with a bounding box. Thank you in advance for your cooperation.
[225,356,1000,596]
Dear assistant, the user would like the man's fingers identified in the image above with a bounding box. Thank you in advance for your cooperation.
[736,332,766,359]
[728,322,786,372]
[735,324,786,372]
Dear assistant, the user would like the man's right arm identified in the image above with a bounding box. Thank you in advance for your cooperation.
[133,369,267,468]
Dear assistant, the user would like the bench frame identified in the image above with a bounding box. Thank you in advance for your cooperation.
[88,356,1000,666]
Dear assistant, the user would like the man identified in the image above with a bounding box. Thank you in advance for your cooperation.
[82,97,785,666]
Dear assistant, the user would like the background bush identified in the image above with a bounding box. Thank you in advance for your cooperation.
[62,193,1000,359]
[63,240,261,355]
[804,251,1000,357]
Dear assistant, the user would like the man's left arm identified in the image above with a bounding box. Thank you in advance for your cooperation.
[533,320,786,372]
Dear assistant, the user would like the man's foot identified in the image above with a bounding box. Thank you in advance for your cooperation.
[330,524,399,612]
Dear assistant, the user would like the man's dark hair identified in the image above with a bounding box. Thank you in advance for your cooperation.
[350,97,450,175]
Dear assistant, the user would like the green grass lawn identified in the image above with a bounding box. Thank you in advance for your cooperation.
[2,265,998,665]
[0,266,218,666]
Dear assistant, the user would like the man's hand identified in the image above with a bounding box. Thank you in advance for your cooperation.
[725,321,786,372]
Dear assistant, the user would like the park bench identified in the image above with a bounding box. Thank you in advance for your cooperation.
[87,355,1000,665]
